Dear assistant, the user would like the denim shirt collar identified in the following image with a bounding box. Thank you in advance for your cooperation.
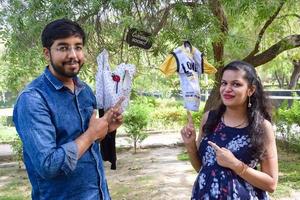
[44,66,85,94]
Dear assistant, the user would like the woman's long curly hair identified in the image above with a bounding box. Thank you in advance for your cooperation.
[203,60,273,160]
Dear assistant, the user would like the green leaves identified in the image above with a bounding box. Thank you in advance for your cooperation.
[123,98,150,152]
[0,0,299,96]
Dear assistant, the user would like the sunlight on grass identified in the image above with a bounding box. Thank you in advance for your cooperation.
[0,127,17,144]
[109,184,131,199]
[271,142,300,198]
[0,167,30,200]
[177,151,189,161]
[136,175,153,182]
[109,175,155,200]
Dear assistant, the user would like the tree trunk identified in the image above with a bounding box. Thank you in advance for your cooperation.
[288,60,300,89]
[204,0,227,112]
[204,84,221,112]
[204,68,223,112]
[274,70,284,88]
[134,139,137,154]
[208,0,228,66]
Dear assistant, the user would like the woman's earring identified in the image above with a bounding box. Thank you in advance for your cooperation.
[248,96,252,108]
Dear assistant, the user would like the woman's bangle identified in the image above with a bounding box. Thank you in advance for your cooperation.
[237,162,248,176]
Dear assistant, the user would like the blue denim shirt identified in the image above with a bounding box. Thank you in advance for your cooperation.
[13,67,111,200]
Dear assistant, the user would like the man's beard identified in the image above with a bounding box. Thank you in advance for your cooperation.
[50,58,83,78]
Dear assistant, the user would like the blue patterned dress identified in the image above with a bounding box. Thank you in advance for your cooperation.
[191,119,269,200]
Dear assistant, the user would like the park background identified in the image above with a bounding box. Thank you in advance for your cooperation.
[0,0,300,199]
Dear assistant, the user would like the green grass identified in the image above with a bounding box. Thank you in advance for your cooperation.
[0,167,31,200]
[177,151,189,161]
[136,175,153,182]
[109,184,131,199]
[0,126,18,144]
[109,175,155,200]
[271,142,300,198]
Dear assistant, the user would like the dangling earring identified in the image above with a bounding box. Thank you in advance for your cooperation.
[248,96,252,108]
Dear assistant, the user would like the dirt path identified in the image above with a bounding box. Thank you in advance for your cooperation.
[1,145,299,199]
[105,146,196,200]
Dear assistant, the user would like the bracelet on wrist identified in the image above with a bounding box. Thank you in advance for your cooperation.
[236,161,248,176]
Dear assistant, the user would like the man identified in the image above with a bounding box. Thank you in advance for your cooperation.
[13,19,122,200]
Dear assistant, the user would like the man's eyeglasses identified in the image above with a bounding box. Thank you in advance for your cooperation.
[52,45,83,54]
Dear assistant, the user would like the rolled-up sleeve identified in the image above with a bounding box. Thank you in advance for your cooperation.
[60,141,78,174]
[13,90,78,179]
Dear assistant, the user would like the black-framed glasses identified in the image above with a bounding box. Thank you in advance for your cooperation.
[52,45,84,54]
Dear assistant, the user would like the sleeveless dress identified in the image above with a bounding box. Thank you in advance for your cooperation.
[191,117,269,200]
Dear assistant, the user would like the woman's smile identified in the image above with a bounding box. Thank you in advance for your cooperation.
[223,94,235,99]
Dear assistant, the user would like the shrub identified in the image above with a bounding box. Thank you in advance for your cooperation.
[10,135,23,168]
[127,96,205,131]
[0,116,14,127]
[191,108,204,129]
[123,100,150,153]
[144,97,205,129]
[274,100,300,152]
[151,106,186,126]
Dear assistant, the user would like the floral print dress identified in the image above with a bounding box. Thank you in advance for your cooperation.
[191,119,269,200]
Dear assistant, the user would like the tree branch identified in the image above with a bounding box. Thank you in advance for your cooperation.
[134,0,144,26]
[244,1,285,60]
[243,34,300,67]
[278,13,300,19]
[208,0,228,66]
[152,1,204,36]
[77,9,101,24]
[120,27,127,63]
[152,4,173,36]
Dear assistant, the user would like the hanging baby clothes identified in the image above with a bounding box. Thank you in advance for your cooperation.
[95,49,135,169]
[96,49,135,113]
[160,45,217,111]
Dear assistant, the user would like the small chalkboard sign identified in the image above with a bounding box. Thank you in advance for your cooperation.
[125,28,152,49]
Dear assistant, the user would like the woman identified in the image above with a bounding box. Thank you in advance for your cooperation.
[181,60,278,199]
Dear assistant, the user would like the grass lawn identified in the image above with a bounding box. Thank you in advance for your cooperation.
[0,167,31,200]
[272,140,300,198]
[0,136,299,199]
[0,126,17,144]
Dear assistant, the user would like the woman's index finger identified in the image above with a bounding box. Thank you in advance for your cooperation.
[208,141,221,151]
[187,111,194,125]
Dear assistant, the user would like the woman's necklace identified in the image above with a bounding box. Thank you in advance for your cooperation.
[221,115,247,128]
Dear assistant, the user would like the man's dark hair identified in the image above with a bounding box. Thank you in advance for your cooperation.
[41,18,86,49]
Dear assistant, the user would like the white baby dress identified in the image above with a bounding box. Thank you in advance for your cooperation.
[95,49,136,112]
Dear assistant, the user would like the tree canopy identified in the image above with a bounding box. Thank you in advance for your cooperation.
[0,0,299,99]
